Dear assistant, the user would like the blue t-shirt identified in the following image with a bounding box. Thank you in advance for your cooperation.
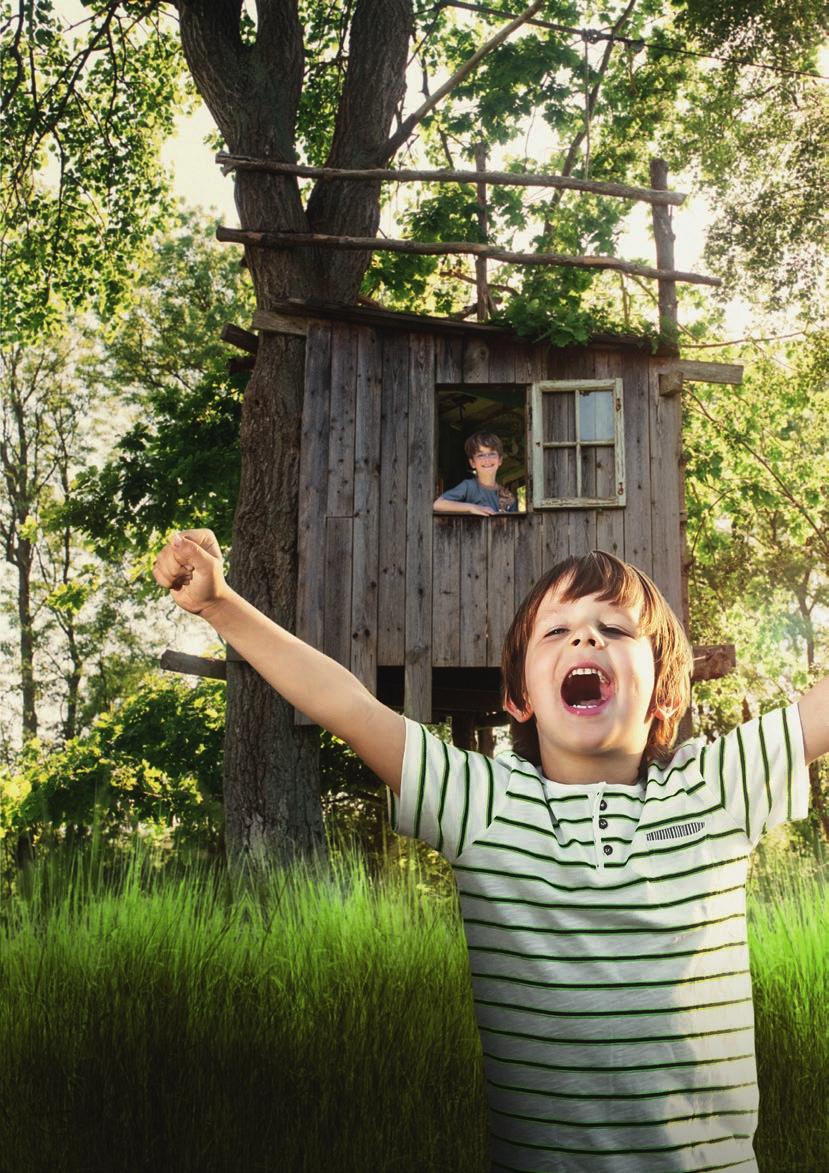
[439,477,517,513]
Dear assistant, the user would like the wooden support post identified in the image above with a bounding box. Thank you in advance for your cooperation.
[650,159,679,353]
[475,143,490,322]
[452,713,476,749]
[477,726,495,755]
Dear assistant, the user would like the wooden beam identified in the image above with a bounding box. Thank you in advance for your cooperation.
[678,360,743,384]
[218,227,721,287]
[692,643,737,682]
[658,360,744,397]
[215,154,687,206]
[658,369,684,398]
[251,312,309,338]
[160,650,226,680]
[220,323,258,354]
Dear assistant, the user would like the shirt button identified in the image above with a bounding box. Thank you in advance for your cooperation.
[603,844,613,856]
[599,800,608,811]
[599,818,608,829]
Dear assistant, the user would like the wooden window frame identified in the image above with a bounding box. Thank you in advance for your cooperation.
[530,379,626,509]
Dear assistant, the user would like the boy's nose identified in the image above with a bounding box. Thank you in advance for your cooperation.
[571,628,605,647]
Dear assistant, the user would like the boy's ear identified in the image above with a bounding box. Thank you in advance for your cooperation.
[504,695,533,723]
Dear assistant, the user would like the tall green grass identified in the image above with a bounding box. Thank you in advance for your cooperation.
[1,842,826,1173]
[748,850,829,1172]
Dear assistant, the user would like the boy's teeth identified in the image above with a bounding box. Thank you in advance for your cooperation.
[567,667,609,683]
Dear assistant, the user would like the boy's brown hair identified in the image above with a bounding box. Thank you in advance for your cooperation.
[501,550,693,767]
[464,432,503,460]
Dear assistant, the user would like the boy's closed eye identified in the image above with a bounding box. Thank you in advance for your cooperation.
[544,624,633,638]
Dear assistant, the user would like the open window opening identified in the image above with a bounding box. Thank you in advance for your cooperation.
[530,379,626,509]
[435,384,528,513]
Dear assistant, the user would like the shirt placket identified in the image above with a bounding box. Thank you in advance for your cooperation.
[590,784,609,869]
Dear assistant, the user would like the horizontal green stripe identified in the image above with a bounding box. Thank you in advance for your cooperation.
[472,965,750,991]
[474,825,742,869]
[487,1073,756,1102]
[491,1102,755,1130]
[644,755,700,791]
[490,1125,752,1156]
[465,910,744,936]
[641,800,722,833]
[459,879,745,916]
[549,813,641,827]
[509,769,644,803]
[483,1047,754,1075]
[455,849,749,893]
[641,776,708,806]
[479,1021,753,1046]
[471,938,750,966]
[474,994,753,1019]
[492,1159,757,1173]
[493,813,634,847]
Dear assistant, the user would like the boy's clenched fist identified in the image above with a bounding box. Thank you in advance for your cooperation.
[152,529,228,618]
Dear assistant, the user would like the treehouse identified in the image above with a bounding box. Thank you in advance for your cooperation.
[224,299,740,745]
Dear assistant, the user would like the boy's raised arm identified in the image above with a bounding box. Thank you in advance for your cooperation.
[798,674,829,765]
[152,531,406,794]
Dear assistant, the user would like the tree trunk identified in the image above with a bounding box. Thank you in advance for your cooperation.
[17,539,37,740]
[223,328,326,865]
[177,0,412,865]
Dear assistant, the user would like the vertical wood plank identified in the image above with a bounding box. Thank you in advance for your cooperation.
[487,340,515,383]
[295,324,331,724]
[460,521,489,666]
[593,350,626,558]
[378,332,409,663]
[568,508,597,557]
[296,323,331,652]
[324,517,353,669]
[513,341,535,386]
[404,332,435,721]
[435,334,463,383]
[327,322,358,517]
[432,517,462,667]
[514,516,543,605]
[463,337,489,382]
[649,357,685,622]
[622,350,653,575]
[351,327,382,691]
[487,516,515,666]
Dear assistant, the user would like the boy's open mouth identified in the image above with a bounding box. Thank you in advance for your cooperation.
[561,666,612,712]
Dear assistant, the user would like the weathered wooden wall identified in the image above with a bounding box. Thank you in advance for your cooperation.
[295,322,683,723]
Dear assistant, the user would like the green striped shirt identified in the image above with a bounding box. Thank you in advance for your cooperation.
[388,704,808,1173]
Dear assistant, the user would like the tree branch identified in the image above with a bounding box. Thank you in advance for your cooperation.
[216,153,686,204]
[216,225,722,285]
[383,0,546,159]
[685,388,829,563]
[548,0,638,214]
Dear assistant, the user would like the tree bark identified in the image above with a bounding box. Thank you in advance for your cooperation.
[176,0,413,865]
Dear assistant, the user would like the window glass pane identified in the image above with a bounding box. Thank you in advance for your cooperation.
[542,390,575,442]
[578,390,614,441]
[580,445,615,499]
[544,446,577,498]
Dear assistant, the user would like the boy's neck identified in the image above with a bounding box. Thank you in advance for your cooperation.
[476,470,498,488]
[539,741,645,786]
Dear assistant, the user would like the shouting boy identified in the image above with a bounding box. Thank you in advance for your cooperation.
[152,534,827,1173]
